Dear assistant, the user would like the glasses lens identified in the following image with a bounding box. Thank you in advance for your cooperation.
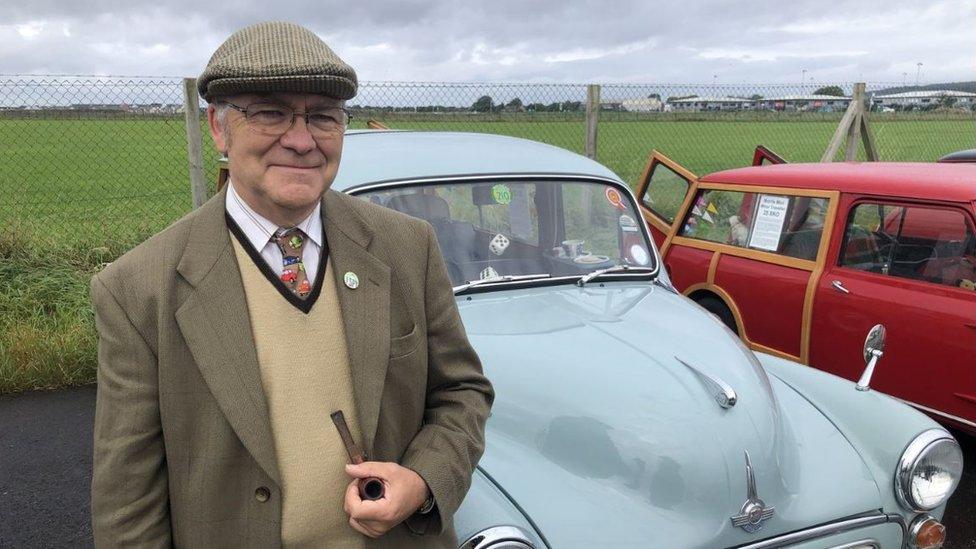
[307,108,348,134]
[245,104,292,134]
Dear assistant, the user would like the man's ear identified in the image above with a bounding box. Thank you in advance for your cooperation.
[206,104,228,154]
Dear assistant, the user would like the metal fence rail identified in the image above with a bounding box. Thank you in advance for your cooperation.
[1,76,974,251]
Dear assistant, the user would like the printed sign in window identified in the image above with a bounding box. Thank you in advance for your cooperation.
[749,195,789,251]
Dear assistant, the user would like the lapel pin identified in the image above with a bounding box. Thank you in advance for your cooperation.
[344,271,360,289]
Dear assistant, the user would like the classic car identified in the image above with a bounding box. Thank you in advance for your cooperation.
[636,148,976,438]
[329,131,962,548]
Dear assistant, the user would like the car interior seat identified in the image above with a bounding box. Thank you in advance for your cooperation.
[386,192,479,283]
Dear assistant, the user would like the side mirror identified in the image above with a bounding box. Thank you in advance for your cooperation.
[856,324,886,391]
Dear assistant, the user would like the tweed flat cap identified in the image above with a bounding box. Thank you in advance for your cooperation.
[198,21,357,101]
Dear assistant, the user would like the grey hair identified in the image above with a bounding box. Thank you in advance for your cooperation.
[213,101,231,130]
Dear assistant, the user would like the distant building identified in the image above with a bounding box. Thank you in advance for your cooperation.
[872,90,976,109]
[620,97,664,112]
[666,96,754,112]
[757,95,851,112]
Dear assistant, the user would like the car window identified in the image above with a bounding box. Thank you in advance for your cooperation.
[840,202,976,289]
[358,180,655,286]
[641,163,689,224]
[678,189,827,260]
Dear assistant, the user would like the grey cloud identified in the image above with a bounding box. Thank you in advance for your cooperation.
[0,0,971,85]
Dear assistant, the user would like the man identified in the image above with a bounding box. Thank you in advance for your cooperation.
[90,21,493,548]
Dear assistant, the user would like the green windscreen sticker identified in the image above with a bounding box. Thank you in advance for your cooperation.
[492,184,512,205]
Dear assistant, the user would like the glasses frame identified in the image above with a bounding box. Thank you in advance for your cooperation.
[221,101,353,137]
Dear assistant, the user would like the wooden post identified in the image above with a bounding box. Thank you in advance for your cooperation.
[183,77,209,208]
[822,89,859,162]
[822,83,879,162]
[860,114,879,161]
[844,83,867,161]
[585,84,600,160]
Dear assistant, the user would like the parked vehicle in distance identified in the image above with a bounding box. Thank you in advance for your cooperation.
[637,146,976,437]
[326,131,963,548]
[939,149,976,163]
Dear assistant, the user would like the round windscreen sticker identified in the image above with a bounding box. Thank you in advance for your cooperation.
[605,187,626,210]
[630,245,650,265]
[492,184,512,205]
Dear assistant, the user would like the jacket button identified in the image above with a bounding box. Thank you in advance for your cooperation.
[254,487,271,502]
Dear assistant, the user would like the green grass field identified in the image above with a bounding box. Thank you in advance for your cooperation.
[1,113,973,392]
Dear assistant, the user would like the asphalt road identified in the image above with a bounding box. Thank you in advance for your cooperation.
[0,385,973,548]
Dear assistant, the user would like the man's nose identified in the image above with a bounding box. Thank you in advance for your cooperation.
[278,115,317,154]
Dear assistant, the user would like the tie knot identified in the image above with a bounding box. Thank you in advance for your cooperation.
[274,228,306,252]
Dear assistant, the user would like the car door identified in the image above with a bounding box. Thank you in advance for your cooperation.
[751,145,787,166]
[671,184,837,361]
[809,196,976,432]
[634,150,697,248]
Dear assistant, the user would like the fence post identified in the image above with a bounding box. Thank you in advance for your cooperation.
[183,77,209,208]
[822,82,878,162]
[585,84,600,160]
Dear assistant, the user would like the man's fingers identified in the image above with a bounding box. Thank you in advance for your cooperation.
[345,461,389,479]
[349,517,381,538]
[343,479,360,514]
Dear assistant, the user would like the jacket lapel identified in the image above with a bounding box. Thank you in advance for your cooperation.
[174,188,280,485]
[322,191,391,457]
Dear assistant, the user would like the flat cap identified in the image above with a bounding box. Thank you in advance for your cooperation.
[198,21,357,101]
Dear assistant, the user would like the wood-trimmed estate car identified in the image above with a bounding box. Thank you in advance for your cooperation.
[637,148,976,436]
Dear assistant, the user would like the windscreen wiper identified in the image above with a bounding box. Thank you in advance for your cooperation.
[453,273,552,295]
[576,265,656,286]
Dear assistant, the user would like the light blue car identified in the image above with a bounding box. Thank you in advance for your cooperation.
[333,130,963,549]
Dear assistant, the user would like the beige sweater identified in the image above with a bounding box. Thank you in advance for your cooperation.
[232,238,366,549]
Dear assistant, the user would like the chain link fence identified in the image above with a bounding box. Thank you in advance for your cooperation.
[1,75,974,392]
[1,76,975,252]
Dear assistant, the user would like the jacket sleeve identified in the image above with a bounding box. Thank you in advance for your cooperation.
[400,222,495,535]
[90,273,172,548]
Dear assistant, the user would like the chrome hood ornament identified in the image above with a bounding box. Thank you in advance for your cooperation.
[675,356,737,409]
[730,451,775,533]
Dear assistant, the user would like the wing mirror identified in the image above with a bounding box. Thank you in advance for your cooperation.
[856,324,886,391]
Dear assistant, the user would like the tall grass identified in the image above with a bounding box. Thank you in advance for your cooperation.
[0,224,152,393]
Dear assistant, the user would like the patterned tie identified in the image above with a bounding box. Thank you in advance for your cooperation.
[273,228,312,299]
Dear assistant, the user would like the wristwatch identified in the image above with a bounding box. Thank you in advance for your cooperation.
[418,493,435,515]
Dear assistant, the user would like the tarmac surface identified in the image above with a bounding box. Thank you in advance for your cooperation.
[0,384,973,548]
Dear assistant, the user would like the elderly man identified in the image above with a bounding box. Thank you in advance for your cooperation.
[90,21,493,548]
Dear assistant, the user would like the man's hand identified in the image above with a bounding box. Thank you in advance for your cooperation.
[344,462,430,538]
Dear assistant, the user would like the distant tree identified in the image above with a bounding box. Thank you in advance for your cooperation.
[937,95,957,109]
[813,86,845,97]
[647,93,661,100]
[526,103,546,112]
[472,95,494,112]
[749,94,764,101]
[505,98,524,112]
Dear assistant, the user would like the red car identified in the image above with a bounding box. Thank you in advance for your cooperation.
[638,148,976,434]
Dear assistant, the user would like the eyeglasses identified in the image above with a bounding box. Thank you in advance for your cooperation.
[222,101,352,137]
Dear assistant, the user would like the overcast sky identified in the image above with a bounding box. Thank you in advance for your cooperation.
[2,0,973,86]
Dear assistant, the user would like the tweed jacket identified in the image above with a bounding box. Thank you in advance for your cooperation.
[90,186,494,548]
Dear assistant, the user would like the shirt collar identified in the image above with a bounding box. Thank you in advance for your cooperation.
[225,180,323,250]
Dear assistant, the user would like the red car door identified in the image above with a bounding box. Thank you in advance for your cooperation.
[635,151,697,248]
[809,197,976,433]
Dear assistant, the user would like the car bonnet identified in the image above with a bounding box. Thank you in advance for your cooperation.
[458,282,882,548]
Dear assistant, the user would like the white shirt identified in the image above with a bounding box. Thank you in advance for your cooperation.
[225,181,323,283]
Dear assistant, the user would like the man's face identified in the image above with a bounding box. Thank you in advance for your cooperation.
[208,92,345,221]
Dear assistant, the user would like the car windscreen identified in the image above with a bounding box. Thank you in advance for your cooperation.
[356,179,656,286]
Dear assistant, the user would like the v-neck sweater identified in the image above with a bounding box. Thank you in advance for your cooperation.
[231,236,365,549]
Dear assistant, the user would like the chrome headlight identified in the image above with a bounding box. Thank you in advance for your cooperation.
[895,429,964,511]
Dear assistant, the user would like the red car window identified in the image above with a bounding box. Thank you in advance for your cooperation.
[842,202,976,289]
[679,189,827,261]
